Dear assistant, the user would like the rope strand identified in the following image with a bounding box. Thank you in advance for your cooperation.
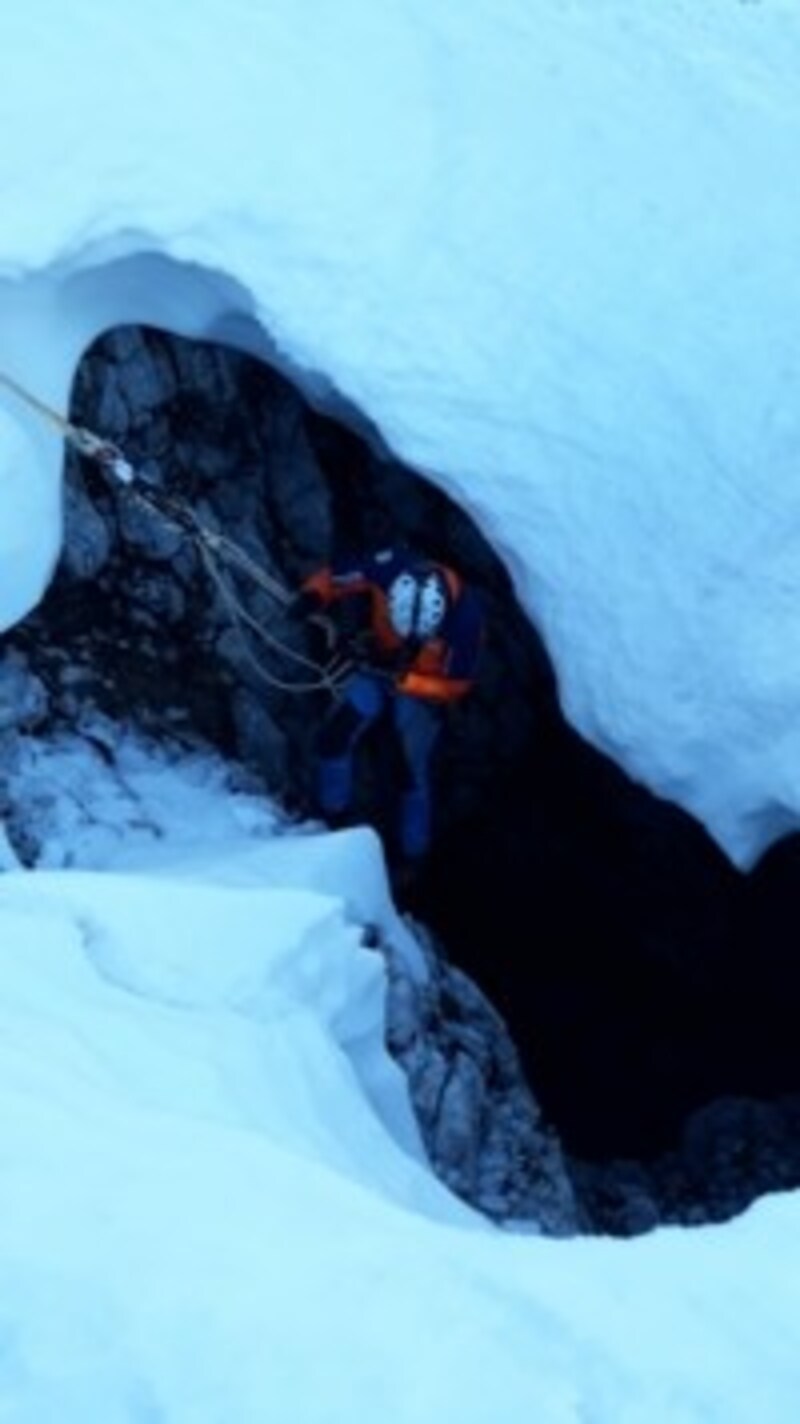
[196,538,353,696]
[0,369,344,697]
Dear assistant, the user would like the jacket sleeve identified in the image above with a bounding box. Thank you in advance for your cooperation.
[301,560,372,607]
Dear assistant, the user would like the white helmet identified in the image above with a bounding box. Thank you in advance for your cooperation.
[387,571,418,638]
[416,570,449,638]
[387,568,449,641]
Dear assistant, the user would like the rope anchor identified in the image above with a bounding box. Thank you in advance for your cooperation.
[0,369,352,697]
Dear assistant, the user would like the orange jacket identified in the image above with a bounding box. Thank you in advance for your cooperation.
[303,548,483,703]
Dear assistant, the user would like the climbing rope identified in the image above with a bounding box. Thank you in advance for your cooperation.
[194,537,354,696]
[0,370,353,697]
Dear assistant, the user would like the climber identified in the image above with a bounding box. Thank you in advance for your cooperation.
[292,545,484,862]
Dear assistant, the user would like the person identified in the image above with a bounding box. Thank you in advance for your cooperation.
[292,545,484,861]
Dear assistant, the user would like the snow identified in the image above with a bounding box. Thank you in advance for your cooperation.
[2,725,800,1421]
[3,2,800,863]
[0,0,799,1416]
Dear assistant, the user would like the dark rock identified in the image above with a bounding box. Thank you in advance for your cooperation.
[6,322,800,1237]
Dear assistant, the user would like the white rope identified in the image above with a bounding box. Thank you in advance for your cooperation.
[0,368,347,697]
[196,538,354,696]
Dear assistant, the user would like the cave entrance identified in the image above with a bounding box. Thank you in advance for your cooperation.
[11,322,800,1234]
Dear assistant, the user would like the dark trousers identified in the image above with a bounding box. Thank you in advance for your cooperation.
[317,671,441,858]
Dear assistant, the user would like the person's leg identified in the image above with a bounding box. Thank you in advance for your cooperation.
[316,672,385,816]
[392,695,441,859]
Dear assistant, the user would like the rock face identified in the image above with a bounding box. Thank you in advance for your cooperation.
[383,918,582,1234]
[26,325,550,865]
[5,323,800,1234]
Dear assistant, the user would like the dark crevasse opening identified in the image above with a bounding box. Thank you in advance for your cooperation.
[6,322,800,1234]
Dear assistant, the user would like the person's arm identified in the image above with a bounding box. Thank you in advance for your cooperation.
[291,570,333,617]
[289,569,342,651]
[296,552,381,610]
[291,554,383,656]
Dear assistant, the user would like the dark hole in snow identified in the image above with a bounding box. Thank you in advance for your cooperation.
[6,322,800,1236]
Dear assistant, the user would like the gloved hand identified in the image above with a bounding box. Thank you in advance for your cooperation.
[289,590,339,655]
[307,611,339,654]
[289,587,325,620]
